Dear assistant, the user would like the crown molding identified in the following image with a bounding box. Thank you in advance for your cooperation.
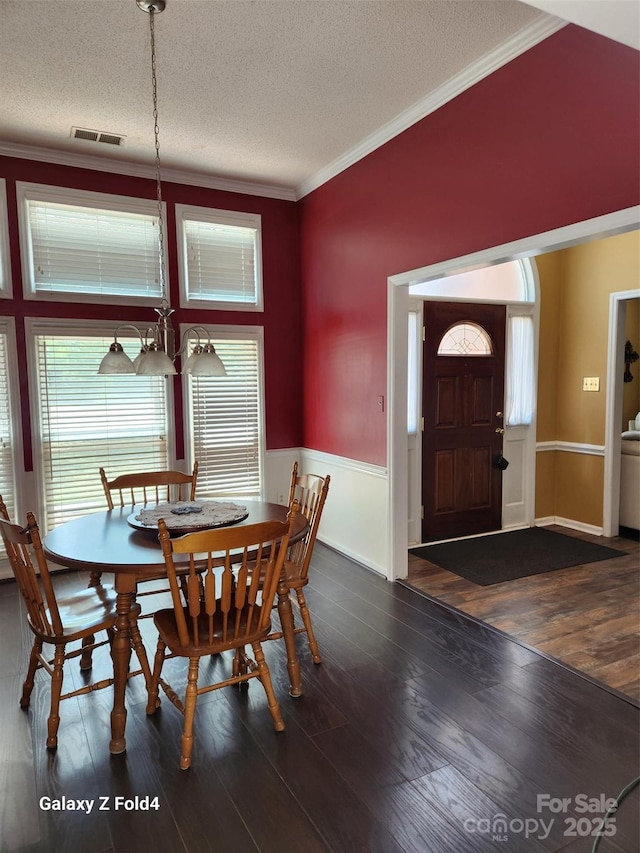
[296,17,566,199]
[0,16,564,204]
[0,141,298,202]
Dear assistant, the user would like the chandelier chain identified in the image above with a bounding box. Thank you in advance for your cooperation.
[148,9,167,306]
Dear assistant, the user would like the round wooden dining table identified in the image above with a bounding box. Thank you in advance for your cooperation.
[43,501,308,755]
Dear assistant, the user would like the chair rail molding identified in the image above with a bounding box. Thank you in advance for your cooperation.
[536,441,606,456]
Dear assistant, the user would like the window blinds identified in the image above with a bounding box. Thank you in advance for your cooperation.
[34,333,170,530]
[26,198,163,298]
[183,218,259,304]
[189,337,262,498]
[0,331,16,563]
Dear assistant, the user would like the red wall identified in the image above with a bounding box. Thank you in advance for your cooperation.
[0,157,302,469]
[300,26,640,467]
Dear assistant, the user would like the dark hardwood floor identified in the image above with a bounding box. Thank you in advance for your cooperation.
[406,526,640,703]
[1,543,639,852]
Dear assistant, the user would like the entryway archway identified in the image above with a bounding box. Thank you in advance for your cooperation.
[406,259,537,546]
[386,206,640,582]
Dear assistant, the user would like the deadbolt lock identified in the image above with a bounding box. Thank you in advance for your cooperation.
[496,411,503,418]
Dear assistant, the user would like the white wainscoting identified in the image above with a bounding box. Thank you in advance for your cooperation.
[266,447,389,576]
[300,448,388,576]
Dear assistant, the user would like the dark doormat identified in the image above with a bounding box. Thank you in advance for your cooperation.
[409,527,627,586]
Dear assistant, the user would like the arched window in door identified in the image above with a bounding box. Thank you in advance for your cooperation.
[437,322,493,356]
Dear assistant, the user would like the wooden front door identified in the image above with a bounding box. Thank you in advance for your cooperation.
[422,302,506,542]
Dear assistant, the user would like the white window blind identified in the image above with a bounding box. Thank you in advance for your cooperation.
[177,205,262,310]
[19,184,164,300]
[34,332,170,530]
[188,336,262,498]
[506,315,535,426]
[0,329,17,564]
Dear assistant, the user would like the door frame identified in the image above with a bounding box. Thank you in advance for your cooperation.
[603,289,640,536]
[387,206,640,581]
[407,268,540,546]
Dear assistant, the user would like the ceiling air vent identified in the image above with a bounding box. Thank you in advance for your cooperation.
[71,127,125,146]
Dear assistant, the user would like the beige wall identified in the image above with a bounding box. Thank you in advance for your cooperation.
[535,230,640,526]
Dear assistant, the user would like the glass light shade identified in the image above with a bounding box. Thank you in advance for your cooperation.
[98,343,136,375]
[181,345,203,374]
[132,348,147,372]
[189,347,227,376]
[135,348,177,375]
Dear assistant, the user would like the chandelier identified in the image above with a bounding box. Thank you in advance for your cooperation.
[98,0,225,378]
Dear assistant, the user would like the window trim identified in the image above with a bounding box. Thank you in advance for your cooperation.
[176,203,263,312]
[0,180,12,299]
[17,182,169,306]
[25,316,177,529]
[181,323,266,499]
[0,317,23,524]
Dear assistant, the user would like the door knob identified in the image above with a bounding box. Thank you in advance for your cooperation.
[495,427,505,435]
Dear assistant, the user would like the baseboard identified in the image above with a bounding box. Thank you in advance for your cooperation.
[535,516,604,536]
[317,534,387,577]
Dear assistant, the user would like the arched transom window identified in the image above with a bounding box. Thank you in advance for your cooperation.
[437,322,493,356]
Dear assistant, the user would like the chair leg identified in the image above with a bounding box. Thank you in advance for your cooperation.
[232,646,249,686]
[79,634,95,671]
[295,589,322,664]
[252,642,285,732]
[180,658,200,770]
[146,638,166,716]
[276,584,302,698]
[20,638,42,708]
[47,645,65,749]
[128,609,154,696]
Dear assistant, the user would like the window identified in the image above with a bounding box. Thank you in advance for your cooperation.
[0,320,20,566]
[506,315,535,426]
[184,326,264,499]
[28,320,171,531]
[0,179,11,298]
[18,183,166,304]
[437,322,493,356]
[176,204,262,311]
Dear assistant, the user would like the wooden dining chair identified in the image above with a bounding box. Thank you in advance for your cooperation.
[267,462,330,695]
[0,497,150,750]
[95,463,199,601]
[100,462,199,509]
[146,502,299,770]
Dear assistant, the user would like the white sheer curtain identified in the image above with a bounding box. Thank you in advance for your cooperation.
[506,315,535,426]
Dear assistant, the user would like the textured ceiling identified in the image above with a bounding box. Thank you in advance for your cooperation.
[1,0,555,194]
